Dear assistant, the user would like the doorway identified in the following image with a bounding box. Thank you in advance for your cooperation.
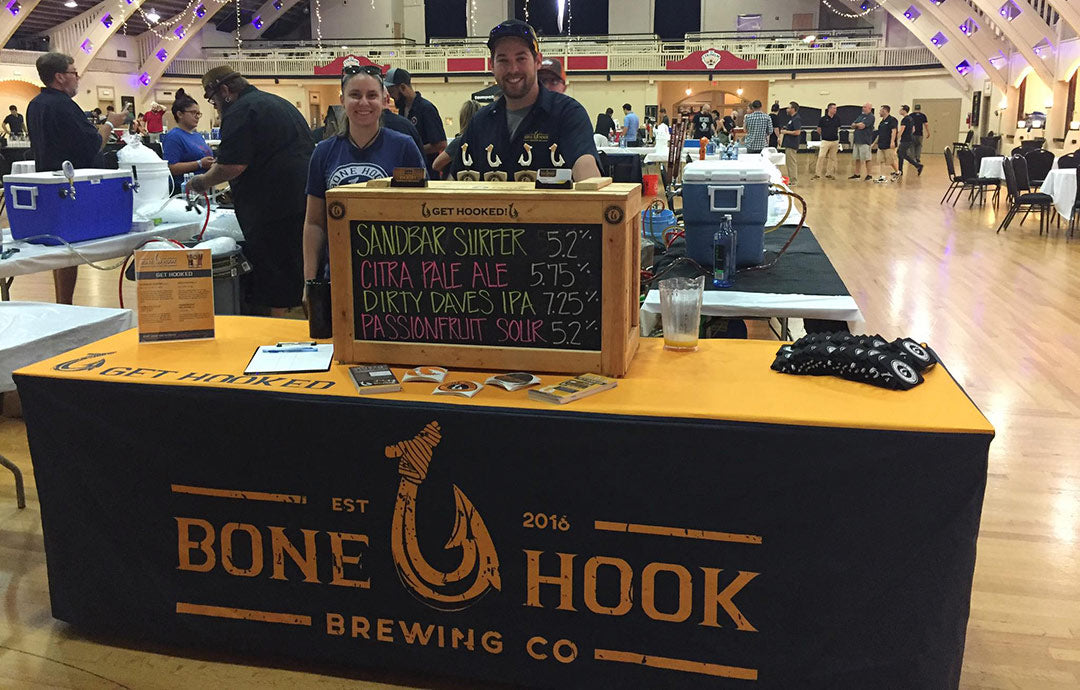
[912,98,962,155]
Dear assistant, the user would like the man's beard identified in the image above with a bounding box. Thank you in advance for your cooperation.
[393,95,406,112]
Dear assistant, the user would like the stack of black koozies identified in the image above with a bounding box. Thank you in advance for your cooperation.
[771,332,936,390]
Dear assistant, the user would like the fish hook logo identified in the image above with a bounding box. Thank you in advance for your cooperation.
[385,421,501,611]
[53,351,115,372]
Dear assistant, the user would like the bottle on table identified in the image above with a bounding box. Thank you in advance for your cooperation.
[713,214,736,288]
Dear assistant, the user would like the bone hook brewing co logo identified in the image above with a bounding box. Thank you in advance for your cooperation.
[53,351,115,372]
[385,421,500,611]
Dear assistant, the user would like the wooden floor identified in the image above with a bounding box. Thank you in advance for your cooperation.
[2,158,1079,688]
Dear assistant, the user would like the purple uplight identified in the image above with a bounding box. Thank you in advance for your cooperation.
[904,5,921,21]
[195,3,205,16]
[931,32,948,47]
[139,72,151,86]
[956,60,972,75]
[173,25,184,38]
[252,14,262,29]
[80,38,93,53]
[101,12,112,27]
[6,0,20,16]
[156,48,168,62]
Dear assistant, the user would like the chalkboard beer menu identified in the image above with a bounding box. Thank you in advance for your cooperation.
[326,180,642,376]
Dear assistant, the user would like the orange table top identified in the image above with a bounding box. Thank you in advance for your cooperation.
[16,316,993,435]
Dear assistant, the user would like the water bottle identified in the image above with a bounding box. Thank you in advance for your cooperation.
[619,134,626,149]
[713,214,737,288]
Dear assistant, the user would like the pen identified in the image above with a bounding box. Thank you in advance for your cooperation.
[265,347,318,353]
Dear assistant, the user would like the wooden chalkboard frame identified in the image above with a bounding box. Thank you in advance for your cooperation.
[326,179,641,376]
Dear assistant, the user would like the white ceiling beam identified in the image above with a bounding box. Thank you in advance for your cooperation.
[135,0,230,96]
[0,0,44,47]
[913,0,1010,90]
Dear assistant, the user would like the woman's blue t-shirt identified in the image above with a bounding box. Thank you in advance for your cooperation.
[306,127,425,198]
[161,128,213,187]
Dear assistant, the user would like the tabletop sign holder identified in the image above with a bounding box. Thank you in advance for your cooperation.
[134,248,215,343]
[325,178,641,376]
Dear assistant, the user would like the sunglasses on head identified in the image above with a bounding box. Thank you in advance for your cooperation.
[343,65,383,77]
[489,22,539,53]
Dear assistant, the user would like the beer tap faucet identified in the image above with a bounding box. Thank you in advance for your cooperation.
[59,160,76,200]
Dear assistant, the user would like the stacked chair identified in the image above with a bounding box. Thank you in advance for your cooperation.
[956,147,1000,207]
[997,155,1054,234]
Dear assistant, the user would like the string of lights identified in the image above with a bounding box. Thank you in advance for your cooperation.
[312,0,323,49]
[469,0,477,36]
[523,0,529,23]
[821,0,884,19]
[126,0,225,43]
[234,0,241,49]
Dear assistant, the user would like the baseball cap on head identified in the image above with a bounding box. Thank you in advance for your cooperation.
[538,57,565,81]
[487,19,539,54]
[383,67,411,88]
[202,65,241,99]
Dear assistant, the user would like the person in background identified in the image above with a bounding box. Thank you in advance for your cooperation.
[433,99,480,175]
[448,19,600,181]
[27,52,121,304]
[188,65,314,317]
[595,107,616,139]
[813,102,840,180]
[123,103,135,126]
[161,87,214,188]
[622,103,640,147]
[132,113,146,135]
[380,90,424,152]
[90,107,103,124]
[303,65,424,284]
[659,107,670,127]
[769,102,783,148]
[383,67,446,175]
[911,103,930,163]
[144,101,165,139]
[896,105,923,176]
[742,100,771,153]
[538,57,566,94]
[779,101,803,186]
[849,102,875,180]
[3,105,24,136]
[692,105,713,140]
[873,104,900,181]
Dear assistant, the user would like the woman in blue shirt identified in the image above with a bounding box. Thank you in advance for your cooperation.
[303,65,425,281]
[161,88,214,188]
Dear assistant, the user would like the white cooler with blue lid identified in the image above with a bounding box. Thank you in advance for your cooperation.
[3,168,134,245]
[681,159,772,268]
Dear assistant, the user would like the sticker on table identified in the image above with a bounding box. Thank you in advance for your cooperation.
[433,380,482,398]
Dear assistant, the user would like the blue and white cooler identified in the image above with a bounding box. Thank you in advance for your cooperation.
[3,168,134,245]
[681,159,772,268]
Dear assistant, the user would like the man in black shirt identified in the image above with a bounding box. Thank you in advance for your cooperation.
[188,65,314,316]
[813,102,840,180]
[779,101,803,186]
[769,102,783,148]
[872,105,899,181]
[26,52,118,305]
[911,104,930,163]
[595,107,616,139]
[4,105,25,136]
[448,19,599,182]
[897,105,924,176]
[692,106,713,140]
[384,67,446,176]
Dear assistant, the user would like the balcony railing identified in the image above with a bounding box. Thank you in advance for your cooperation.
[165,36,939,78]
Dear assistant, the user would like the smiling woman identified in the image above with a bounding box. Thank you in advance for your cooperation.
[301,67,425,284]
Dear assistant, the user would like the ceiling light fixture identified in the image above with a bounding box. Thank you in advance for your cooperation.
[64,0,76,7]
[146,8,160,22]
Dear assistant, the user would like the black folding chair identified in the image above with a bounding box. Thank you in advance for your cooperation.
[1010,146,1026,156]
[953,130,975,150]
[956,147,999,207]
[1023,148,1054,185]
[941,147,965,204]
[1058,152,1079,169]
[997,156,1053,234]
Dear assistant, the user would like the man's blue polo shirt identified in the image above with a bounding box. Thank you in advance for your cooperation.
[448,85,599,178]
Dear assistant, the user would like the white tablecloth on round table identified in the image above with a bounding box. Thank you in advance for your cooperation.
[978,156,1005,180]
[1039,168,1076,219]
[0,302,132,392]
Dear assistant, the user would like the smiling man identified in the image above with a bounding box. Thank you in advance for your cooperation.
[448,19,600,182]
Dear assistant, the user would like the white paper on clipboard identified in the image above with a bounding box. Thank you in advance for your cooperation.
[244,344,335,374]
